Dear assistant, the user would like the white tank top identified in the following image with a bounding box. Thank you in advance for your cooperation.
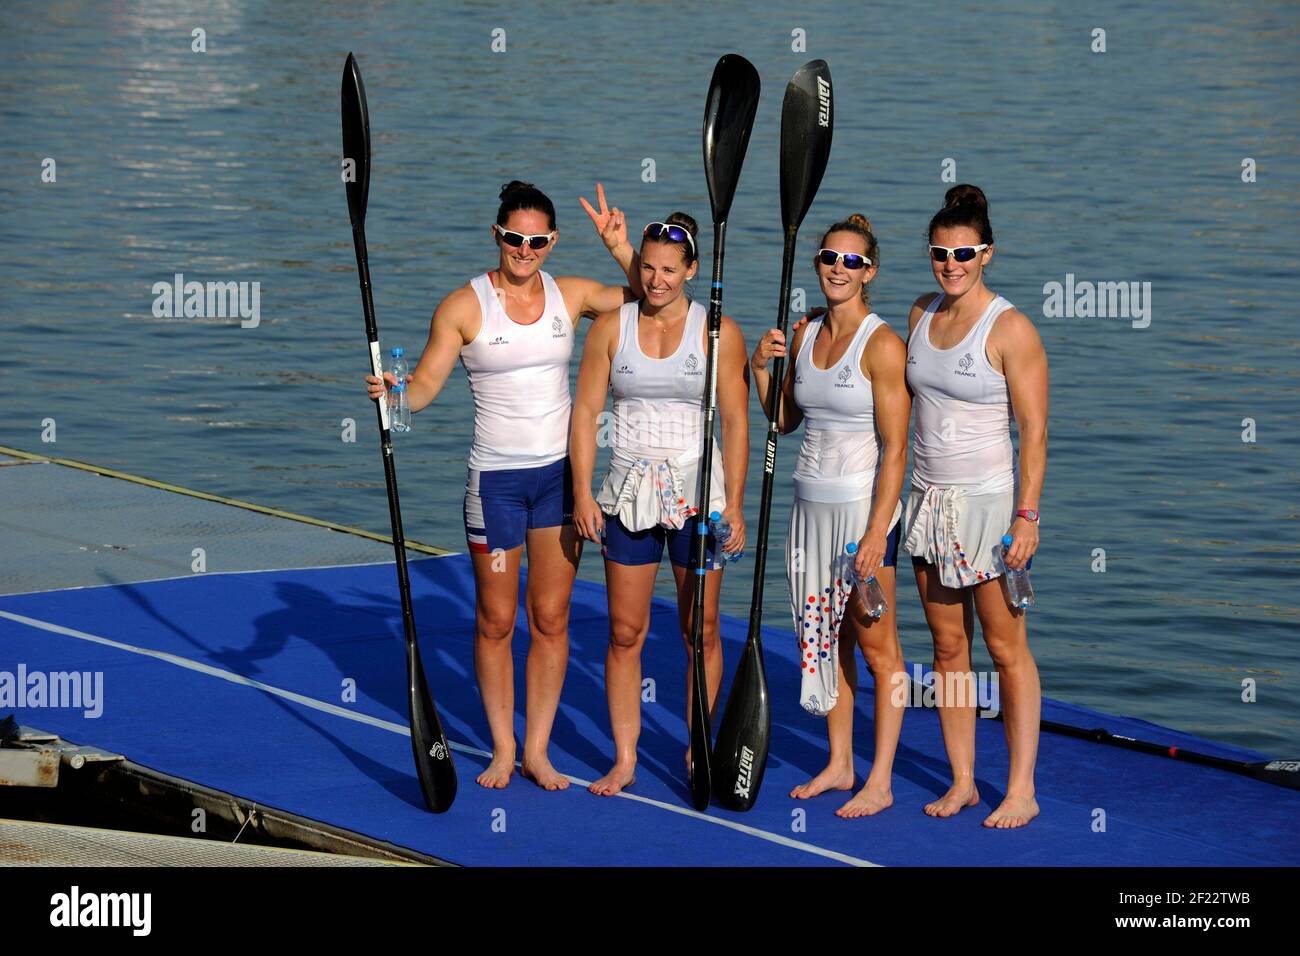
[460,271,573,471]
[791,314,888,503]
[593,299,727,528]
[906,293,1015,489]
[609,299,710,457]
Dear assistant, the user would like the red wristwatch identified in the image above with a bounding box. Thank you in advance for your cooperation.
[1016,509,1039,523]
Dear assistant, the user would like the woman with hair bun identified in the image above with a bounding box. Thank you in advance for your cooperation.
[901,184,1048,828]
[570,211,750,796]
[751,213,911,817]
[364,180,641,792]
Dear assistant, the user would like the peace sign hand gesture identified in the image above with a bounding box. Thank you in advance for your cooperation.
[579,182,627,253]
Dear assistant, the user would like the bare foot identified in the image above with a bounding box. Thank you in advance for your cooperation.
[520,752,571,791]
[476,752,516,789]
[589,762,636,796]
[790,763,855,800]
[983,793,1039,829]
[923,781,980,817]
[836,779,893,818]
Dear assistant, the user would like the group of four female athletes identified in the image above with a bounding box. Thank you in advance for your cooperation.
[364,179,1048,829]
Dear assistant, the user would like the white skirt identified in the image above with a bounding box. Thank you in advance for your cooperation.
[901,478,1017,589]
[785,496,901,717]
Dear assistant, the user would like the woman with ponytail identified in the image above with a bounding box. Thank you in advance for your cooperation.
[364,180,641,792]
[570,212,750,796]
[902,184,1048,828]
[751,214,911,817]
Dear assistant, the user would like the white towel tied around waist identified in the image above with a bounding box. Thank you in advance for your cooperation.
[902,473,1017,590]
[595,443,727,533]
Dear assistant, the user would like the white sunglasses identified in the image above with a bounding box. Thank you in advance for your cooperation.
[929,243,989,263]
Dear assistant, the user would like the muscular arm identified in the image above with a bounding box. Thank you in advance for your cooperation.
[863,329,910,539]
[406,287,474,413]
[751,321,806,435]
[556,242,642,321]
[569,311,618,506]
[716,316,751,514]
[995,310,1049,515]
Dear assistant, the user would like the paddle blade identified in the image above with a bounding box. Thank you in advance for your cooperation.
[712,640,771,811]
[702,54,761,224]
[407,637,457,812]
[1254,760,1300,790]
[779,59,833,233]
[340,52,372,229]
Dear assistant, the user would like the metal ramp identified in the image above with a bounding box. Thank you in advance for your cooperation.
[0,819,416,866]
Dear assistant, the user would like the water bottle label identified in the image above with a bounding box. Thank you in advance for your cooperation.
[370,341,390,432]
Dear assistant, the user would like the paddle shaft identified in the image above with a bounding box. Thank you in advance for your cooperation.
[350,227,419,652]
[687,219,728,810]
[745,227,800,644]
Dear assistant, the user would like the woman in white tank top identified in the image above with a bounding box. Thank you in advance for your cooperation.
[751,214,911,818]
[569,212,750,797]
[901,185,1049,829]
[363,181,641,793]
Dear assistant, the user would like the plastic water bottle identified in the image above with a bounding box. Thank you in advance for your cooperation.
[995,534,1035,609]
[708,510,743,564]
[844,542,888,619]
[388,347,411,432]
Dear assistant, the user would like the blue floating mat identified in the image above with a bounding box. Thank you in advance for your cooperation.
[2,554,1296,866]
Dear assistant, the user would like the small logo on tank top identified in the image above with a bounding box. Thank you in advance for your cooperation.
[907,355,917,365]
[551,315,566,338]
[615,363,633,375]
[489,335,510,346]
[682,353,702,376]
[955,352,976,377]
[834,365,855,389]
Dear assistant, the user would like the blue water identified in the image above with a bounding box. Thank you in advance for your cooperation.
[1,1,1297,754]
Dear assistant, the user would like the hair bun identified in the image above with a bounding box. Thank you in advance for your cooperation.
[499,180,536,202]
[664,211,699,238]
[943,184,988,212]
[846,213,872,233]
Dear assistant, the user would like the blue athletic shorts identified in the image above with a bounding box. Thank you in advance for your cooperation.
[464,457,573,554]
[601,512,723,571]
[881,522,901,567]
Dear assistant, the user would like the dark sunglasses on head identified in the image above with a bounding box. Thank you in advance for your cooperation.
[495,224,555,249]
[817,248,871,270]
[643,221,697,258]
[929,243,988,263]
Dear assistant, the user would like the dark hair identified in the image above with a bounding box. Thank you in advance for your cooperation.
[927,183,993,246]
[819,213,879,307]
[496,180,556,231]
[642,211,699,264]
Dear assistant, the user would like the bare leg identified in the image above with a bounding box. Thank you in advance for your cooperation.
[973,579,1041,828]
[791,633,857,800]
[671,562,725,772]
[518,524,581,791]
[470,545,523,789]
[838,565,904,818]
[913,561,981,817]
[589,558,658,796]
